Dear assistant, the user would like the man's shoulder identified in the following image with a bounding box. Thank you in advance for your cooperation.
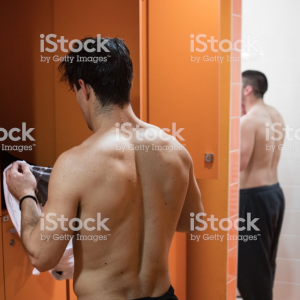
[241,113,259,128]
[152,135,192,169]
[265,104,284,124]
[265,104,279,114]
[243,105,275,128]
[53,146,86,175]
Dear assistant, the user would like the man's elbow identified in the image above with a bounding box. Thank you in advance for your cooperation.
[28,254,57,272]
[176,218,193,233]
[176,225,193,234]
[240,162,247,172]
[176,228,196,234]
[240,156,250,172]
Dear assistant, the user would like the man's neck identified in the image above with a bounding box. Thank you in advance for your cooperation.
[245,96,264,113]
[90,104,139,133]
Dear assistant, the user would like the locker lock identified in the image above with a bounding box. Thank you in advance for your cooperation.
[205,153,214,163]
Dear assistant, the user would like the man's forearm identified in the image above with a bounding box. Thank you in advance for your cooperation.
[20,194,41,260]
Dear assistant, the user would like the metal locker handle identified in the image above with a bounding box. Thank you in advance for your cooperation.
[10,228,17,234]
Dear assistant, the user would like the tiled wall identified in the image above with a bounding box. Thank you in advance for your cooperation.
[227,0,242,299]
[241,0,300,299]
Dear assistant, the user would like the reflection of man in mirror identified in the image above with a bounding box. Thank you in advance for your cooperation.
[238,70,285,300]
[6,37,203,300]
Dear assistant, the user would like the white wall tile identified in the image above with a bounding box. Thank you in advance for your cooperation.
[278,161,300,186]
[275,259,300,284]
[277,235,300,259]
[281,186,300,210]
[274,282,300,300]
[280,211,300,235]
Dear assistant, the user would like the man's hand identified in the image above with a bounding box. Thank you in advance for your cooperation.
[6,162,37,200]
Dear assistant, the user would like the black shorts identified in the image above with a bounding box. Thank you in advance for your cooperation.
[133,286,178,300]
[238,183,285,300]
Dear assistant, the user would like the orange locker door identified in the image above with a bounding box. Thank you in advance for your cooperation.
[143,0,220,179]
[68,280,77,300]
[2,216,67,300]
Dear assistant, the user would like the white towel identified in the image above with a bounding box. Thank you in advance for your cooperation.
[3,162,74,280]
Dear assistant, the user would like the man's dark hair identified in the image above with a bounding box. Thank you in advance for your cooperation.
[59,37,133,108]
[242,70,268,99]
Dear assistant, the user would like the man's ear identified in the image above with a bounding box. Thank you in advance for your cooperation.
[78,79,90,101]
[244,85,253,96]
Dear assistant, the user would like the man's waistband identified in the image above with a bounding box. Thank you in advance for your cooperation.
[240,183,281,195]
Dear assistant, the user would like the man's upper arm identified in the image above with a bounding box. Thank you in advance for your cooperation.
[176,156,203,233]
[28,150,81,271]
[240,115,256,171]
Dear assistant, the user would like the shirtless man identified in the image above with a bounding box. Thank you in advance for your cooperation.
[238,70,285,300]
[6,37,203,300]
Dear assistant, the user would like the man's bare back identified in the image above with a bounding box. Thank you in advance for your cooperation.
[240,102,285,189]
[64,119,201,299]
[6,38,202,300]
